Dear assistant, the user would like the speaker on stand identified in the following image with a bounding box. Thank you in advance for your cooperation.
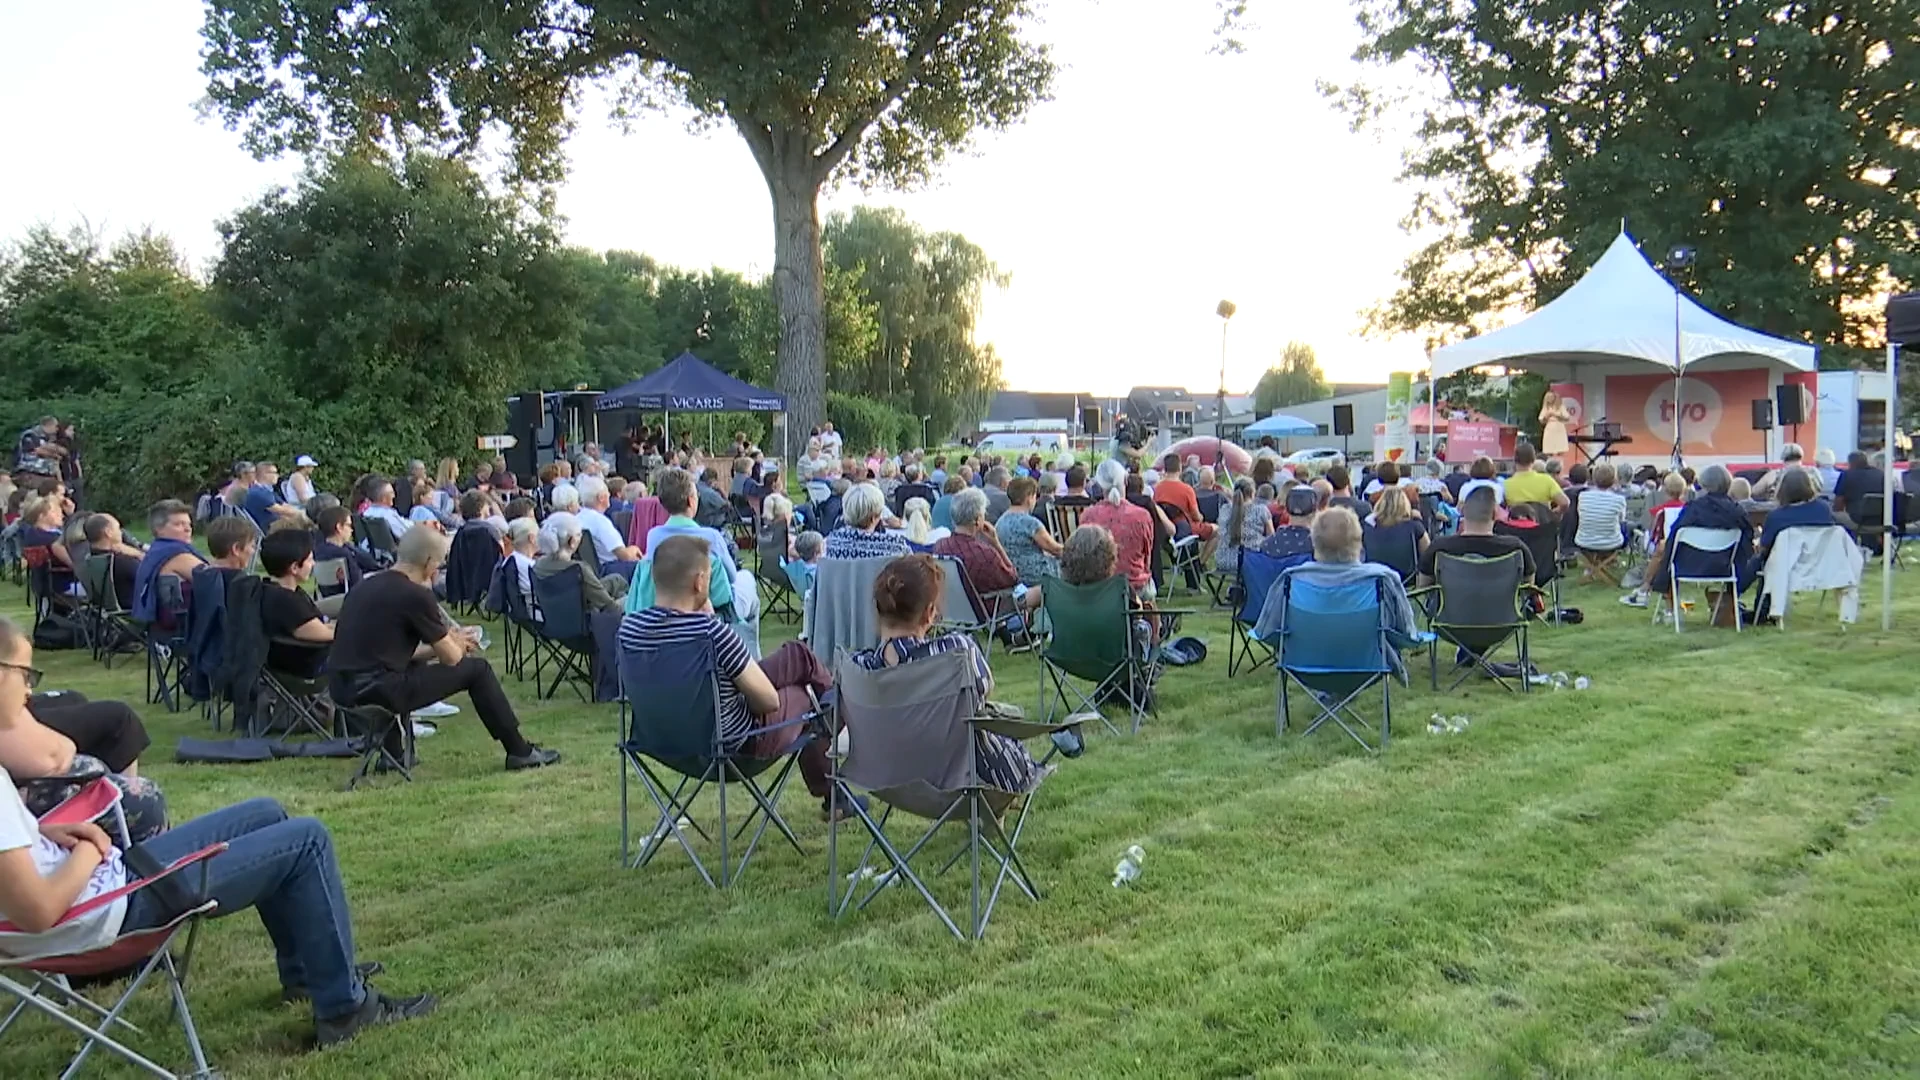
[505,392,542,484]
[1750,399,1774,431]
[1333,403,1355,457]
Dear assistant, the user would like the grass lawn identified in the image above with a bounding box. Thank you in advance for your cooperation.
[5,567,1918,1078]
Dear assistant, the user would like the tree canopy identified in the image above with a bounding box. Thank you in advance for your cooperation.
[1331,0,1919,362]
[1252,341,1329,414]
[200,0,1055,438]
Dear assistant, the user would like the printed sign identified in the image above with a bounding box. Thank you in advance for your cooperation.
[1605,369,1767,457]
[1383,372,1413,463]
[477,434,518,450]
[1446,421,1506,462]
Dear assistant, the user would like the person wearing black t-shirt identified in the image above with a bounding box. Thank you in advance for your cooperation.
[327,528,558,772]
[1416,486,1533,586]
[259,529,332,679]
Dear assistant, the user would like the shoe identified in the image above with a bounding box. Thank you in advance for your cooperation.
[410,720,438,738]
[283,961,385,1004]
[1619,592,1648,608]
[505,745,561,771]
[314,984,438,1047]
[413,701,460,719]
[823,794,869,822]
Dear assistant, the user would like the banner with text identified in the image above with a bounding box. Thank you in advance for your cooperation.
[1384,372,1413,462]
[1445,421,1509,463]
[1604,368,1768,458]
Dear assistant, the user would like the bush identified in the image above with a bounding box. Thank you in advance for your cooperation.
[825,391,918,456]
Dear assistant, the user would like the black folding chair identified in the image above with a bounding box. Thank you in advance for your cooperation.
[79,554,140,665]
[617,635,814,888]
[142,573,192,713]
[529,565,596,702]
[1410,550,1539,692]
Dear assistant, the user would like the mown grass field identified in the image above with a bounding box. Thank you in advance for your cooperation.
[5,568,1918,1078]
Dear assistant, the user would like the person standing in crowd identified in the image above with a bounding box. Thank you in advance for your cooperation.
[285,454,320,505]
[14,415,64,479]
[327,529,559,773]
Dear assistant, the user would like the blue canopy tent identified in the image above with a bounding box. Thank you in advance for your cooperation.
[1242,413,1318,439]
[597,351,790,464]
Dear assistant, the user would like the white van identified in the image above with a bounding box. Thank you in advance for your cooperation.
[975,431,1072,460]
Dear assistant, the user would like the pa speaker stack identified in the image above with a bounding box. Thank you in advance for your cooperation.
[1333,404,1355,436]
[1774,383,1810,427]
[1891,292,1920,347]
[505,393,542,483]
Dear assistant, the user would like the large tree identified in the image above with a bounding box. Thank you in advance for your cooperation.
[1329,0,1920,359]
[824,205,1003,439]
[1252,340,1329,413]
[200,0,1055,438]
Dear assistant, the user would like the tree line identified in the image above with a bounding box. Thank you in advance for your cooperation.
[0,154,1002,514]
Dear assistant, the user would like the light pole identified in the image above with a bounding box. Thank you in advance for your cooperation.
[1215,300,1237,465]
[920,414,931,451]
[1662,244,1697,467]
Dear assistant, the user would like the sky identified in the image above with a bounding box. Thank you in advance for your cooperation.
[0,0,1435,396]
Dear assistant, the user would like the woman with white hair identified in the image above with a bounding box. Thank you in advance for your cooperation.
[1080,459,1157,599]
[1812,447,1839,496]
[758,491,796,566]
[1750,442,1806,502]
[933,487,1042,620]
[531,515,626,612]
[823,482,913,559]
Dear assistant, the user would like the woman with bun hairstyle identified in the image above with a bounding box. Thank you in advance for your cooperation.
[849,554,1048,791]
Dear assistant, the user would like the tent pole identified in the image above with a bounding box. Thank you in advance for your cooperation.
[1884,342,1898,631]
[1671,290,1685,468]
[1428,361,1437,460]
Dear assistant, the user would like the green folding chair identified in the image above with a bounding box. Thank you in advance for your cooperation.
[1037,576,1160,735]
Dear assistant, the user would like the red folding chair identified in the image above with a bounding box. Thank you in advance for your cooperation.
[0,779,226,1079]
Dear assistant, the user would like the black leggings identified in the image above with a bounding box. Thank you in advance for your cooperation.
[30,694,151,773]
[333,658,532,757]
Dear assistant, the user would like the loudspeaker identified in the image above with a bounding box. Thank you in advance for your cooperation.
[505,392,542,482]
[1333,403,1355,436]
[1775,383,1808,427]
[1889,291,1920,346]
[1080,406,1103,436]
[1750,399,1773,431]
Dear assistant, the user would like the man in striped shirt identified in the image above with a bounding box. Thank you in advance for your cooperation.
[617,537,839,815]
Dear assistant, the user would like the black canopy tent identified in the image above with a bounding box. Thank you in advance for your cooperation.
[596,351,791,466]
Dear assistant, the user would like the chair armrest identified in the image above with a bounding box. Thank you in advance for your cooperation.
[968,715,1080,741]
[1139,607,1201,617]
[0,842,229,932]
[34,776,119,826]
[738,713,811,742]
[1406,585,1437,601]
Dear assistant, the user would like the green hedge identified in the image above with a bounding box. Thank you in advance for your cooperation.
[824,391,919,457]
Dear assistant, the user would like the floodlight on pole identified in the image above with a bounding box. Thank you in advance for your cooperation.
[1215,300,1236,464]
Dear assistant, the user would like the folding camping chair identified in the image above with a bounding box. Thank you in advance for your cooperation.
[142,573,191,713]
[1228,548,1302,677]
[443,523,500,618]
[256,646,337,742]
[1047,500,1086,542]
[1037,575,1159,734]
[80,554,141,666]
[493,558,541,683]
[1497,506,1561,623]
[361,514,399,564]
[828,649,1072,940]
[1411,549,1539,693]
[1273,574,1424,753]
[528,565,596,701]
[934,556,1027,652]
[1853,492,1903,568]
[1663,526,1744,632]
[617,636,814,888]
[0,780,225,1080]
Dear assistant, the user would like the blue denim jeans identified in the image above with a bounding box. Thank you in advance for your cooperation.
[121,798,364,1020]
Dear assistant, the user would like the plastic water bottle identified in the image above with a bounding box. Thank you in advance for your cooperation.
[1125,844,1146,865]
[1448,715,1470,734]
[1550,671,1571,690]
[1113,846,1143,887]
[1429,713,1448,735]
[1573,676,1591,691]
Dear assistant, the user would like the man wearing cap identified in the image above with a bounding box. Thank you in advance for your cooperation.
[14,415,64,477]
[286,455,320,505]
[1259,486,1322,561]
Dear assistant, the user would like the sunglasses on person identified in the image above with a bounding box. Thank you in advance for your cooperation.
[0,661,44,689]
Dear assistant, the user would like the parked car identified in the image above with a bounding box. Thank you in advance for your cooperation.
[1284,447,1345,468]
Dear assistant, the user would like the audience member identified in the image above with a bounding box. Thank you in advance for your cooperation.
[1323,464,1368,517]
[1081,460,1156,600]
[759,493,796,569]
[1812,448,1840,494]
[575,475,641,574]
[1502,444,1568,514]
[243,462,302,533]
[361,479,411,540]
[285,454,320,505]
[1362,486,1427,580]
[996,476,1062,585]
[1417,486,1532,587]
[1459,456,1504,507]
[501,517,539,606]
[258,527,332,679]
[312,505,383,597]
[1256,507,1422,677]
[825,483,913,560]
[933,488,1041,619]
[901,497,945,546]
[0,616,438,1046]
[1260,486,1320,560]
[80,513,143,605]
[982,466,1013,524]
[785,530,824,595]
[533,517,627,613]
[891,463,938,519]
[619,536,836,814]
[1152,453,1213,540]
[694,467,733,530]
[327,529,559,772]
[132,499,206,624]
[1648,471,1690,548]
[1748,445,1804,504]
[1757,465,1837,565]
[206,516,257,574]
[7,675,165,842]
[1572,462,1630,564]
[1647,464,1756,600]
[1214,477,1272,571]
[1831,450,1886,534]
[18,496,72,580]
[850,555,1046,792]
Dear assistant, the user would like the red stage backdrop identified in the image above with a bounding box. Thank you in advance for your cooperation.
[1605,369,1768,458]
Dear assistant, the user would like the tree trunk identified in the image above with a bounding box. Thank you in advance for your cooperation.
[761,130,828,452]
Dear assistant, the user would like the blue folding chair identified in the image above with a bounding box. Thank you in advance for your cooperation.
[528,565,595,702]
[1228,548,1306,677]
[616,636,813,888]
[1271,574,1425,753]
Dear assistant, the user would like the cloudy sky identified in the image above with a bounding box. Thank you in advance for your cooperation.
[0,0,1435,395]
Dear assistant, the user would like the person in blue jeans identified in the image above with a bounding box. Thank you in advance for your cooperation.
[0,616,435,1048]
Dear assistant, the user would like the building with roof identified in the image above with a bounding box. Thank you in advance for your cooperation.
[978,390,1101,436]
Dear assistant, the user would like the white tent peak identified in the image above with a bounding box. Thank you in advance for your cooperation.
[1430,230,1818,380]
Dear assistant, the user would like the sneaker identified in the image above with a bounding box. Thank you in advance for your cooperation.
[410,720,438,738]
[505,745,561,771]
[1619,591,1648,608]
[283,961,385,1004]
[314,985,438,1047]
[413,701,460,719]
